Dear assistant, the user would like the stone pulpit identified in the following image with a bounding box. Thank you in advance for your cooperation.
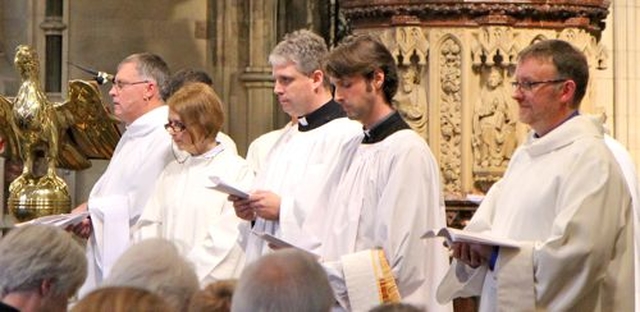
[340,0,610,199]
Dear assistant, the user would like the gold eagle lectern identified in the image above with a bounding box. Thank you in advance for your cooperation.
[0,45,121,222]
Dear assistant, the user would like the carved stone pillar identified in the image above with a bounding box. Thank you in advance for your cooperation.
[340,0,610,198]
[239,0,278,144]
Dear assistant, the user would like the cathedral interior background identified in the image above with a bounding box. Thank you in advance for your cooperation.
[0,0,639,212]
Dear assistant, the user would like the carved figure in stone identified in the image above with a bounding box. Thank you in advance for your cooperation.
[394,65,428,138]
[472,67,517,168]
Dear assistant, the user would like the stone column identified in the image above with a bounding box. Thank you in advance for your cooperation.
[239,0,278,144]
[611,0,640,167]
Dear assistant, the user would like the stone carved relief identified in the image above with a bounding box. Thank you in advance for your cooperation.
[381,27,430,139]
[472,67,517,171]
[470,27,520,191]
[472,26,518,67]
[395,65,429,138]
[340,1,609,33]
[393,26,428,66]
[439,38,463,196]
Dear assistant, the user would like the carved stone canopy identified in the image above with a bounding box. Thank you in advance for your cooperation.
[340,0,609,36]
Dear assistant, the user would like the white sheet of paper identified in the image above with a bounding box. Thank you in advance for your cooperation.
[207,176,250,199]
[422,227,520,248]
[251,230,320,259]
[15,211,90,228]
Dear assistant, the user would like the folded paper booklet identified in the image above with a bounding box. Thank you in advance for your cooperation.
[15,211,90,228]
[422,227,520,248]
[206,176,250,199]
[251,230,320,259]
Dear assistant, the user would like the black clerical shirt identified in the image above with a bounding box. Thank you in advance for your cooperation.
[297,100,346,132]
[362,110,410,144]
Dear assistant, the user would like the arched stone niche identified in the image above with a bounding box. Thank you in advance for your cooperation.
[340,0,609,198]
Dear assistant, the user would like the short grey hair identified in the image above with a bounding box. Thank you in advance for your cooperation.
[269,29,329,85]
[0,225,87,298]
[231,249,334,312]
[103,238,199,312]
[120,52,170,98]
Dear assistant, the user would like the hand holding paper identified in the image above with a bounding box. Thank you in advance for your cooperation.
[422,227,519,248]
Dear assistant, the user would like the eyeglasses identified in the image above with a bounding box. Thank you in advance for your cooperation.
[112,80,149,91]
[511,79,567,92]
[164,121,187,133]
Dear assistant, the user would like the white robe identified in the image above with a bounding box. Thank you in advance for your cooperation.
[604,134,640,312]
[321,129,452,312]
[81,106,173,295]
[437,115,634,311]
[245,117,361,261]
[217,131,238,155]
[245,123,294,174]
[135,144,254,286]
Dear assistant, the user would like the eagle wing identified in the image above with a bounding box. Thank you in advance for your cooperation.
[54,79,121,170]
[0,95,19,161]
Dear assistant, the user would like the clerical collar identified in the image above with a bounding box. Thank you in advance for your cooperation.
[362,111,410,144]
[297,100,346,132]
[533,110,580,138]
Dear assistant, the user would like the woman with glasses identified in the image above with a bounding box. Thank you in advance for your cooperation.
[134,82,254,286]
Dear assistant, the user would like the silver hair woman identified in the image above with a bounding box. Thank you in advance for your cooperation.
[0,224,87,312]
[103,238,199,312]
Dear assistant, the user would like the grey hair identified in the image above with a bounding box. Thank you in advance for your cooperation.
[231,249,334,312]
[0,225,87,298]
[120,52,170,98]
[103,238,199,312]
[268,29,329,86]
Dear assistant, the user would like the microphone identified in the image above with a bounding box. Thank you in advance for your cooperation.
[94,71,114,85]
[68,62,114,85]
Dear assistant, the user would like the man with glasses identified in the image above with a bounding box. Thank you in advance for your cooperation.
[69,53,173,296]
[437,40,633,311]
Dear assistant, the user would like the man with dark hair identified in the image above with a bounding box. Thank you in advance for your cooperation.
[161,69,213,102]
[70,53,173,295]
[321,34,451,312]
[0,225,87,312]
[437,39,633,311]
